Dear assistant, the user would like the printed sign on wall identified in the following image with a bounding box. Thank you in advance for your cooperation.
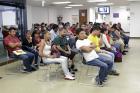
[113,13,119,18]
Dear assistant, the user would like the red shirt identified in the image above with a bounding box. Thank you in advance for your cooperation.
[106,34,111,44]
[70,27,76,35]
[4,35,21,55]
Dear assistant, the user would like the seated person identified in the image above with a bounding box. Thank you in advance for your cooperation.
[110,24,127,55]
[53,28,77,74]
[32,29,44,63]
[100,28,117,53]
[22,31,39,68]
[38,31,75,80]
[4,27,35,72]
[65,23,76,49]
[117,23,129,48]
[32,29,42,49]
[76,28,113,86]
[88,26,119,76]
[49,24,59,42]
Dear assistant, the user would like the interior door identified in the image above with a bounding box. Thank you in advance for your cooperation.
[79,9,87,26]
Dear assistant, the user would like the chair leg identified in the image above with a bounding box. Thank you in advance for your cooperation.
[77,64,95,86]
[5,60,24,75]
[38,63,61,83]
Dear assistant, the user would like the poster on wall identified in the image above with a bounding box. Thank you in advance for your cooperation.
[113,13,119,18]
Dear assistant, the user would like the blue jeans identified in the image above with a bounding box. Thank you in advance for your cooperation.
[122,35,129,46]
[98,52,114,71]
[22,46,39,65]
[86,58,108,82]
[11,52,34,71]
[68,37,76,48]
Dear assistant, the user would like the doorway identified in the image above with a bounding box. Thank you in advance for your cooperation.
[79,9,87,26]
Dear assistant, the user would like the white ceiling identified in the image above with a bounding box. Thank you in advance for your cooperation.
[27,0,140,7]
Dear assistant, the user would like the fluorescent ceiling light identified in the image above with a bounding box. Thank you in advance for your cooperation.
[87,0,107,2]
[65,7,72,8]
[98,2,114,6]
[52,1,71,4]
[68,4,83,7]
[42,0,45,7]
[128,0,140,1]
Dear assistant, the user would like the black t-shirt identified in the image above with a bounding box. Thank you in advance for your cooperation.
[22,38,33,48]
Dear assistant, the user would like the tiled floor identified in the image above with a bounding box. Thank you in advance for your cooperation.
[0,39,140,93]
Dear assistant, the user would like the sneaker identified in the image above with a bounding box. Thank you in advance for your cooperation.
[72,68,78,72]
[70,71,75,74]
[97,81,104,87]
[69,73,75,77]
[70,65,78,72]
[40,63,45,66]
[34,64,39,69]
[122,52,126,55]
[108,70,120,76]
[20,69,32,73]
[65,75,75,80]
[123,50,128,52]
[31,65,38,71]
[103,77,108,82]
[95,76,104,87]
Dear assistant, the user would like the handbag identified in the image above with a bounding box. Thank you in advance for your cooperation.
[51,45,60,58]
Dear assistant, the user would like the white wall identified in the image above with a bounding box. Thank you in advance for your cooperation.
[26,5,95,29]
[57,8,96,25]
[26,5,130,33]
[130,2,140,37]
[96,6,130,32]
[31,6,48,24]
[88,7,96,23]
[27,5,33,30]
[88,6,130,33]
[57,8,79,24]
[109,6,130,32]
[26,5,57,30]
[48,7,57,24]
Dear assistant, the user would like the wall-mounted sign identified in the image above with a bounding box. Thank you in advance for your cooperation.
[113,13,119,18]
[81,13,85,17]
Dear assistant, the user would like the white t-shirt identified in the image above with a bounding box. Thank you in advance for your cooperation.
[76,39,99,62]
[50,29,58,41]
[101,34,111,48]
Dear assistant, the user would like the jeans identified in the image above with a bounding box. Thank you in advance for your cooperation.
[11,52,34,71]
[114,43,121,51]
[122,35,129,46]
[22,46,39,65]
[68,37,76,48]
[98,51,114,71]
[60,51,76,60]
[86,58,108,82]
